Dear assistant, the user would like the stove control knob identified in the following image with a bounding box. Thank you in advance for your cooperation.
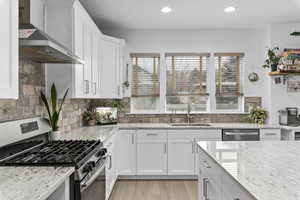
[82,164,92,174]
[96,148,107,157]
[82,161,95,173]
[89,161,96,168]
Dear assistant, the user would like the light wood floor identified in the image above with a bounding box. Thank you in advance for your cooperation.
[109,180,198,200]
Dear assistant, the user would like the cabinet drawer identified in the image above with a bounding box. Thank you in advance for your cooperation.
[260,129,281,140]
[137,130,167,140]
[198,150,222,188]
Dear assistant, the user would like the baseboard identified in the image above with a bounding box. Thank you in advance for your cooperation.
[118,175,197,180]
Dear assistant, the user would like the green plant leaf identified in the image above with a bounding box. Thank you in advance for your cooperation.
[58,88,69,117]
[40,91,53,128]
[52,111,59,131]
[51,84,57,115]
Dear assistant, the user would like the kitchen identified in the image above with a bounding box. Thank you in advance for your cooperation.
[0,0,300,200]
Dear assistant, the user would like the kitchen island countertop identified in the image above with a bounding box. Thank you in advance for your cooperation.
[197,141,300,200]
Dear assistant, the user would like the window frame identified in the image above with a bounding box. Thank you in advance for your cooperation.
[164,53,211,113]
[130,53,161,114]
[130,52,245,114]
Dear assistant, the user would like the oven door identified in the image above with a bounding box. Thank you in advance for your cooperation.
[81,160,106,200]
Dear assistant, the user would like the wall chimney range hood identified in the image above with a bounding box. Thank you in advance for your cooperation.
[19,0,83,64]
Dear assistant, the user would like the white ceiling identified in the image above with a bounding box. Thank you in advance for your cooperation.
[80,0,300,30]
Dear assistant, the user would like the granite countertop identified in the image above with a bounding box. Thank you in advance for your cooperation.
[54,125,118,142]
[197,141,300,200]
[118,123,281,130]
[0,167,74,200]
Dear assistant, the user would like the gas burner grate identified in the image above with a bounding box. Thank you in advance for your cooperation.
[0,140,102,168]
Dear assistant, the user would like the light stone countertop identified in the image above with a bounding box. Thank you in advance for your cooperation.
[54,125,118,142]
[0,166,74,200]
[197,141,300,200]
[118,123,281,130]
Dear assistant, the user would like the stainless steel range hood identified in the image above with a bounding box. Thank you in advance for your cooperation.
[19,0,83,64]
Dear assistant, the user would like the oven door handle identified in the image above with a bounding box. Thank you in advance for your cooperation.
[224,132,259,136]
[81,159,106,192]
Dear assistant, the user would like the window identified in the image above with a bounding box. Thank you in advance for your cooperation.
[130,53,160,113]
[165,53,210,112]
[214,53,244,111]
[129,52,245,114]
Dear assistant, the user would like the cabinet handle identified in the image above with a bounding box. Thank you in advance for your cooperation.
[131,134,135,144]
[146,133,158,136]
[84,80,89,94]
[117,85,121,96]
[203,178,209,200]
[109,155,112,169]
[164,143,167,154]
[264,133,276,136]
[203,161,212,169]
[93,82,97,95]
[192,141,195,154]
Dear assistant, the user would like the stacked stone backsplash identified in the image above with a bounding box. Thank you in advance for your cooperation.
[0,60,92,133]
[91,97,252,123]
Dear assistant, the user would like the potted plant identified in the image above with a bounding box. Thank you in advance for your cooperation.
[40,84,69,135]
[83,107,98,126]
[248,107,268,125]
[262,47,281,72]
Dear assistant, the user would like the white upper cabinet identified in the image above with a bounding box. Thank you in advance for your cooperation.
[45,0,125,99]
[99,35,125,99]
[0,0,18,99]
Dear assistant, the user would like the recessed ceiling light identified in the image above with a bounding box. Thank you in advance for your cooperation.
[224,6,236,13]
[161,6,172,14]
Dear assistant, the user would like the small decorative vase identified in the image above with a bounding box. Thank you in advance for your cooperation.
[87,120,97,126]
[271,64,278,72]
[51,130,61,140]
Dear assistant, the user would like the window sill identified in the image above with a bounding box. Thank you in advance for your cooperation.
[127,112,249,115]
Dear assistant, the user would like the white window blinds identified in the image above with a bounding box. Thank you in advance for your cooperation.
[166,53,210,97]
[130,53,160,98]
[214,53,244,97]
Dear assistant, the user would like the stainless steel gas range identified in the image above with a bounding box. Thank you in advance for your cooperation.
[0,118,107,200]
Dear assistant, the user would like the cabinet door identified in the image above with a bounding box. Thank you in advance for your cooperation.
[99,36,119,98]
[198,151,222,200]
[168,138,195,175]
[117,130,136,175]
[73,6,85,98]
[0,0,18,99]
[105,136,116,200]
[83,23,93,97]
[91,32,100,97]
[136,132,167,175]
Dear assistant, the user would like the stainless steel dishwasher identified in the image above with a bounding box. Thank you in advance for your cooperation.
[222,129,260,141]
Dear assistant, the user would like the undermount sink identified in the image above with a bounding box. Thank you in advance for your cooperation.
[171,123,211,127]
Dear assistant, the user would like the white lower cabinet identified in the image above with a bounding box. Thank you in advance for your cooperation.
[117,130,136,175]
[136,130,167,175]
[168,129,222,176]
[105,135,117,200]
[168,137,195,175]
[198,150,222,200]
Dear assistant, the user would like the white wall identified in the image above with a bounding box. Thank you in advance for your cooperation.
[269,23,300,123]
[105,28,270,110]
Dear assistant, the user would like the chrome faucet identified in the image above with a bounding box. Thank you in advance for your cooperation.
[187,103,191,124]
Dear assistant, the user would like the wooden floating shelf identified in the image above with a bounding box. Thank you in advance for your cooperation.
[268,72,300,76]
